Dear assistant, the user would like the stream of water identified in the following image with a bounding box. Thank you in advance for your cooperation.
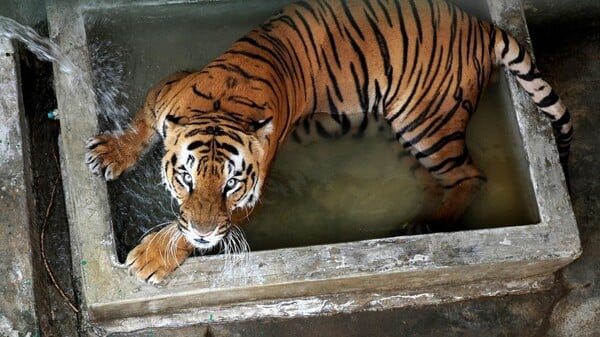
[0,15,127,131]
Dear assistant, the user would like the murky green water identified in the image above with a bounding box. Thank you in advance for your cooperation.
[85,1,538,260]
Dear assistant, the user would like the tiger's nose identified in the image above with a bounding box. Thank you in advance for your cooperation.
[194,237,210,244]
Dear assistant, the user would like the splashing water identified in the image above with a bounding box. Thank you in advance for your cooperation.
[0,16,76,73]
[0,15,125,131]
[89,38,131,129]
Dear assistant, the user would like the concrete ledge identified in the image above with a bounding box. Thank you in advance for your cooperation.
[0,38,38,337]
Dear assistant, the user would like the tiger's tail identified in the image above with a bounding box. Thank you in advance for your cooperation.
[491,27,573,173]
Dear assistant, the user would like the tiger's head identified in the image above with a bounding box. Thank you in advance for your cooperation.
[160,112,274,249]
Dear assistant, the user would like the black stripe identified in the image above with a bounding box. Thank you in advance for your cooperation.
[399,63,452,135]
[256,33,302,90]
[205,63,278,95]
[186,155,195,167]
[192,85,212,99]
[326,87,340,115]
[350,63,368,112]
[387,68,424,123]
[488,24,497,56]
[552,108,571,126]
[363,0,378,20]
[414,132,465,159]
[354,113,369,138]
[366,13,392,81]
[514,67,541,81]
[226,50,284,81]
[500,30,510,59]
[537,90,560,108]
[408,0,424,42]
[376,0,393,27]
[508,44,526,65]
[340,113,351,136]
[341,1,365,40]
[315,121,334,139]
[291,130,302,143]
[322,51,343,102]
[320,13,341,67]
[427,150,469,174]
[385,0,409,108]
[295,1,320,21]
[294,9,321,66]
[187,141,206,151]
[237,36,294,85]
[166,114,184,124]
[277,15,314,70]
[218,142,239,156]
[318,0,345,36]
[372,80,383,114]
[420,0,439,87]
[345,28,370,111]
[228,96,266,110]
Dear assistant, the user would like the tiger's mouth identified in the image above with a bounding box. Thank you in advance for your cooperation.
[177,219,230,249]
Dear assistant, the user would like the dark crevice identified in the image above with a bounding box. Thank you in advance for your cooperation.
[18,22,81,337]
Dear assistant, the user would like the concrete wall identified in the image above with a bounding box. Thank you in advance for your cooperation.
[0,2,46,336]
[0,38,38,337]
[524,0,600,23]
[0,0,46,27]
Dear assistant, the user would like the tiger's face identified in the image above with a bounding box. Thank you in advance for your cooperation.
[161,115,273,249]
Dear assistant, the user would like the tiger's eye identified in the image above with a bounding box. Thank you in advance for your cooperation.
[226,178,237,188]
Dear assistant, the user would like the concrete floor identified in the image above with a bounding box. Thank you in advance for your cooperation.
[1,2,599,336]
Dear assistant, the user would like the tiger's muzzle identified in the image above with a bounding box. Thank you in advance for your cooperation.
[177,198,231,249]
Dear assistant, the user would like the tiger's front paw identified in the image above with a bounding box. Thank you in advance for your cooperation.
[125,229,193,284]
[85,134,139,180]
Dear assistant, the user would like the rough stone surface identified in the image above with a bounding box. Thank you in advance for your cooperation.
[0,38,38,337]
[525,14,600,337]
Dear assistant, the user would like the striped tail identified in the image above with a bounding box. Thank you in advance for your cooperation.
[492,27,573,175]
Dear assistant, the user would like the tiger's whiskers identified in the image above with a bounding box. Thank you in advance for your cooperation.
[213,225,250,285]
[139,220,172,240]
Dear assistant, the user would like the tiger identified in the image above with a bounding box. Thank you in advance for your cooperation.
[86,0,572,283]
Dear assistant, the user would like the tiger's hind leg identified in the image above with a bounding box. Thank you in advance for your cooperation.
[388,105,486,229]
[395,148,445,234]
[86,71,190,180]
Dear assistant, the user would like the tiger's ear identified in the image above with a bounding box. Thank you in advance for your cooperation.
[250,116,274,144]
[161,114,189,136]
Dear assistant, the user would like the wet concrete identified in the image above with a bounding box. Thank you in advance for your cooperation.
[0,1,599,336]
